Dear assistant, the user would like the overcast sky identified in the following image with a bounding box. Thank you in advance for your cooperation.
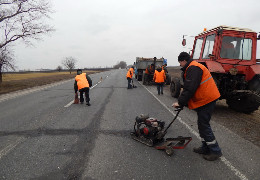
[13,0,260,70]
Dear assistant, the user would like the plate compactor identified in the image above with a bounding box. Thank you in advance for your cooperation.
[130,108,192,156]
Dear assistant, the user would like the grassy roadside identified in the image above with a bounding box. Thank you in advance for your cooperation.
[0,71,100,95]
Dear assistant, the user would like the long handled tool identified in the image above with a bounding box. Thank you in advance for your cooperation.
[130,107,192,156]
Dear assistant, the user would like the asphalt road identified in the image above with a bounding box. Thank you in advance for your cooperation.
[0,69,259,180]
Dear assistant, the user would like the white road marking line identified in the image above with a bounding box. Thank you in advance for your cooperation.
[140,82,249,180]
[0,137,25,160]
[64,80,102,108]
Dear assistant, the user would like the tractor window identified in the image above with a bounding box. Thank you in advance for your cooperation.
[193,38,204,59]
[202,34,215,59]
[220,36,252,60]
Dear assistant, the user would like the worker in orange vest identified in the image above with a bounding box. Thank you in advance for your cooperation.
[144,63,155,83]
[153,65,166,95]
[172,52,222,161]
[126,66,134,89]
[74,69,92,106]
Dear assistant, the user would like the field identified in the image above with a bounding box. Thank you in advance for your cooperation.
[0,70,100,95]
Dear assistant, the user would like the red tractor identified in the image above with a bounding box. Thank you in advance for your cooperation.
[170,25,260,113]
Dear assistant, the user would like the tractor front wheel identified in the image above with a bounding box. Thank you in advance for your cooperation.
[170,78,181,98]
[226,95,259,114]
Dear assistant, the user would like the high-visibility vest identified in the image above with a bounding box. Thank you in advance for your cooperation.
[184,61,220,109]
[145,65,153,74]
[75,73,89,90]
[126,68,134,78]
[153,70,166,83]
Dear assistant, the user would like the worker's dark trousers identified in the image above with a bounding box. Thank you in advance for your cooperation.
[127,77,132,89]
[194,100,222,154]
[79,87,90,103]
[156,83,164,94]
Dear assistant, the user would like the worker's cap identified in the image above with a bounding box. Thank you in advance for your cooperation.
[77,69,82,75]
[151,63,154,66]
[178,52,190,62]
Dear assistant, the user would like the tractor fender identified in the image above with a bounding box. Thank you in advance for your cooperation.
[205,61,225,73]
[247,64,260,81]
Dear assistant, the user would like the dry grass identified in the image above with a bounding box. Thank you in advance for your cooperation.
[2,71,102,81]
[0,70,100,95]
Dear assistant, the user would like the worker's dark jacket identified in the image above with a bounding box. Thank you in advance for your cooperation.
[178,59,203,107]
[74,74,92,93]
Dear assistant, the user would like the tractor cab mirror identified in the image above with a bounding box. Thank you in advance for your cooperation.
[182,38,186,46]
[257,33,260,40]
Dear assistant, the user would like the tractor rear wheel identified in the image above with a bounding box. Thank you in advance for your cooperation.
[170,78,181,98]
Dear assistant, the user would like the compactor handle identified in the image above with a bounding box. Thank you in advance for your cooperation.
[175,106,183,112]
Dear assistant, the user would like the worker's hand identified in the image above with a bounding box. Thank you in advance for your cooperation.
[172,102,180,108]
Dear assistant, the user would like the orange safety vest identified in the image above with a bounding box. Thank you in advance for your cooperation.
[153,70,166,83]
[126,68,134,78]
[75,73,89,90]
[145,65,153,74]
[184,61,220,109]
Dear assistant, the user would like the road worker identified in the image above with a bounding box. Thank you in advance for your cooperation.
[126,66,134,89]
[144,63,155,84]
[153,65,166,95]
[172,52,222,161]
[74,69,92,106]
[162,63,168,74]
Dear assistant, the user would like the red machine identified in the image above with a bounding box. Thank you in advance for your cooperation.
[171,26,260,113]
[130,108,192,156]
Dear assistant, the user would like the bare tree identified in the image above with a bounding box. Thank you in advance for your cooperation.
[62,57,77,74]
[56,65,62,72]
[0,46,15,83]
[0,0,54,49]
[113,61,127,69]
[0,0,54,83]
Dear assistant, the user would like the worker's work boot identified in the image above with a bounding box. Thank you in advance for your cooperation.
[203,142,222,161]
[86,102,91,106]
[193,142,209,155]
[203,152,222,161]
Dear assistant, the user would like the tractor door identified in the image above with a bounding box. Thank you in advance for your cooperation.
[192,33,216,61]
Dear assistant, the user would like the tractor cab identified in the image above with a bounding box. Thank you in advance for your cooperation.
[172,25,260,113]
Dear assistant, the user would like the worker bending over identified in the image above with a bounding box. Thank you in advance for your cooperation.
[144,63,155,83]
[74,69,92,106]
